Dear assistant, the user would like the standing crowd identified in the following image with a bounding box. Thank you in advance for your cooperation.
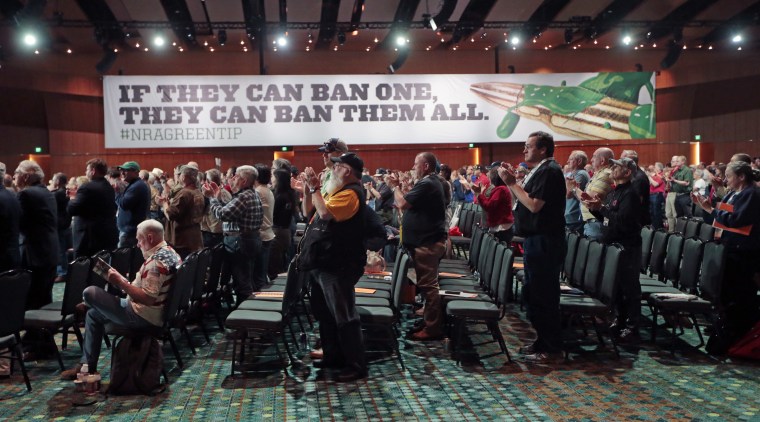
[1,136,759,379]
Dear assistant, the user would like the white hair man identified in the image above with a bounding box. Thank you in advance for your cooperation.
[61,219,181,379]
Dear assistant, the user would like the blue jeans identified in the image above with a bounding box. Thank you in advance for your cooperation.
[523,233,565,353]
[224,234,261,303]
[584,220,603,240]
[81,286,154,370]
[649,193,664,230]
[57,227,73,276]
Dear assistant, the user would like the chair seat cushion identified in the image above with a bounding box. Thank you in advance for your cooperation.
[40,301,62,311]
[356,296,390,307]
[270,278,287,286]
[24,310,74,329]
[559,296,607,314]
[0,334,18,348]
[440,258,467,265]
[446,300,499,319]
[441,292,492,303]
[647,295,711,312]
[516,270,525,282]
[356,289,390,299]
[260,284,286,292]
[638,277,665,286]
[225,310,283,330]
[450,237,472,245]
[237,300,284,312]
[356,305,394,324]
[439,280,481,289]
[641,284,681,298]
[355,281,392,291]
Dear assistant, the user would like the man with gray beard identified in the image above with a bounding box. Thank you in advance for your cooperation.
[298,152,368,382]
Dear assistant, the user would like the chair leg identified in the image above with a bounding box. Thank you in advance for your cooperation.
[182,326,197,355]
[73,325,84,348]
[691,314,705,347]
[13,341,32,392]
[166,332,184,368]
[488,321,512,363]
[650,307,659,343]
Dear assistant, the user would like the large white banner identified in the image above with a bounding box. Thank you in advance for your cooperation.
[103,72,655,148]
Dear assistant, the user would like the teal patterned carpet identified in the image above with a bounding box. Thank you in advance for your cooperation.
[2,285,760,421]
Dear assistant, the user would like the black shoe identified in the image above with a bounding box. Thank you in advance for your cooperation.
[312,359,344,369]
[617,328,641,345]
[336,367,367,382]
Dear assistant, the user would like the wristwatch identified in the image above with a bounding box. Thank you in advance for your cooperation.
[309,186,320,194]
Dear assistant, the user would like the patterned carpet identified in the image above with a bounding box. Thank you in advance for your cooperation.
[2,285,760,421]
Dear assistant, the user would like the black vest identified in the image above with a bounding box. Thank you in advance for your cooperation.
[297,182,366,272]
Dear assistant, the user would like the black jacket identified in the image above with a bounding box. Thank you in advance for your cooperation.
[0,185,21,271]
[591,181,642,250]
[18,183,59,267]
[68,177,118,257]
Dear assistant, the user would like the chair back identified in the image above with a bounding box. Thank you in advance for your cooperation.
[163,258,193,327]
[478,234,498,288]
[204,243,225,295]
[88,250,111,288]
[191,248,212,302]
[582,240,605,296]
[640,226,655,273]
[649,230,670,277]
[391,253,412,311]
[110,247,133,279]
[61,256,92,316]
[280,259,306,315]
[467,226,485,269]
[571,237,590,287]
[698,223,716,242]
[475,232,495,274]
[495,247,515,308]
[486,243,508,296]
[684,219,701,239]
[0,269,32,337]
[663,234,685,284]
[597,244,622,305]
[129,246,145,280]
[177,252,199,311]
[698,241,726,304]
[675,217,688,234]
[563,231,580,281]
[457,209,472,233]
[678,238,704,294]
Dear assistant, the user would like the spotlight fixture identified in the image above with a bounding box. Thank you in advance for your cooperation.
[153,35,165,47]
[622,35,632,45]
[95,48,118,74]
[277,34,287,47]
[423,13,437,31]
[23,33,37,47]
[388,48,410,74]
[731,34,742,43]
[660,39,683,69]
[396,35,408,47]
[218,29,227,46]
[510,34,520,45]
[337,31,346,45]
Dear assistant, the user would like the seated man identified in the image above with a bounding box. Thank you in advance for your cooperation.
[62,219,181,379]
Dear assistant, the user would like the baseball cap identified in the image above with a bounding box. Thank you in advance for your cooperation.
[374,168,387,177]
[117,161,140,171]
[488,161,501,169]
[609,157,637,172]
[318,138,349,153]
[330,152,364,174]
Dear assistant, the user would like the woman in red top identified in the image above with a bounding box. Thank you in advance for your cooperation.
[646,162,666,230]
[472,167,515,243]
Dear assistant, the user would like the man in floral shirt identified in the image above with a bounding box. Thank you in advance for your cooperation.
[61,219,181,379]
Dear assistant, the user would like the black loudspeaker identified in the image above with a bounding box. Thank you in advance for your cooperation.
[95,49,118,74]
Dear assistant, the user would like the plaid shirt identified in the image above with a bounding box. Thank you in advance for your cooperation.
[209,187,263,234]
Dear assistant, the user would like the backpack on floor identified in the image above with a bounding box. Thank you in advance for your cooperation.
[728,321,760,361]
[107,335,165,395]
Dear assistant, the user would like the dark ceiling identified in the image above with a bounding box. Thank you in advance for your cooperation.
[0,0,758,58]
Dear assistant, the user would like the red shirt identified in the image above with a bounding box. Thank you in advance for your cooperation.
[477,186,514,228]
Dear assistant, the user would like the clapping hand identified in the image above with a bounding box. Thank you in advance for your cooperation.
[581,196,602,211]
[497,164,517,186]
[201,181,220,198]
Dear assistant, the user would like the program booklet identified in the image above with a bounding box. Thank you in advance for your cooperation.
[92,257,115,279]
